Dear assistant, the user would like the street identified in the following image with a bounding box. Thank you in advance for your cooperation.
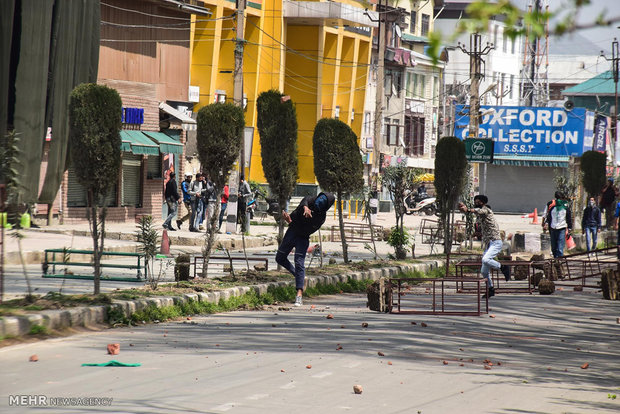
[1,292,618,413]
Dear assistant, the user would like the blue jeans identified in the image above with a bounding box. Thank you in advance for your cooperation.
[584,226,598,251]
[163,199,177,228]
[191,198,203,230]
[549,228,566,258]
[275,228,310,290]
[218,202,227,230]
[481,239,503,288]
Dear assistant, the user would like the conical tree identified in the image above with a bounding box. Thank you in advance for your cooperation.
[196,103,244,277]
[434,136,467,261]
[68,83,122,294]
[579,150,606,198]
[256,90,298,243]
[313,118,364,263]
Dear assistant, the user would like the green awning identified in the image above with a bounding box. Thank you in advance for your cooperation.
[493,155,569,168]
[120,130,159,155]
[142,131,184,154]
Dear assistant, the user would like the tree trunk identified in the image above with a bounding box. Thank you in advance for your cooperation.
[337,190,349,263]
[88,190,100,295]
[202,191,222,278]
[17,236,33,299]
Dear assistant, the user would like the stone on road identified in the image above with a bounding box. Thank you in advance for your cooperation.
[1,292,618,413]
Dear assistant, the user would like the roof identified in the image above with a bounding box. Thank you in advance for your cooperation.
[401,33,428,43]
[562,71,617,96]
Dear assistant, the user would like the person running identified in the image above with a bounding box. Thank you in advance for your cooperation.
[458,195,510,298]
[276,192,335,306]
[581,196,601,251]
[543,191,572,258]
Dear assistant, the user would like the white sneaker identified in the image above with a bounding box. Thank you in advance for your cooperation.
[294,296,303,307]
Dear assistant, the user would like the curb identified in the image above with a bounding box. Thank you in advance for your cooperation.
[0,260,442,339]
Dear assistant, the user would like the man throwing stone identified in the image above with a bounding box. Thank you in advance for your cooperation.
[459,195,510,298]
[276,192,335,306]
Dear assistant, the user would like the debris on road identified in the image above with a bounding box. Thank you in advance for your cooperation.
[107,343,120,355]
[29,354,38,362]
[353,385,363,394]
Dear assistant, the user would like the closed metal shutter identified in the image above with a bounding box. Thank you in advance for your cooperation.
[122,154,142,207]
[67,168,87,207]
[67,168,117,207]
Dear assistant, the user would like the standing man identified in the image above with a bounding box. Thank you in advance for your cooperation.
[543,191,572,258]
[238,175,252,232]
[582,196,601,251]
[163,172,180,231]
[276,192,335,306]
[218,184,229,232]
[458,195,510,298]
[189,173,204,232]
[176,173,193,230]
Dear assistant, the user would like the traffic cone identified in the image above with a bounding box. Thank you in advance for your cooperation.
[160,229,170,255]
[529,208,539,224]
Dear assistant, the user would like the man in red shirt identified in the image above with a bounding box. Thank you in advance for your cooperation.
[218,184,229,232]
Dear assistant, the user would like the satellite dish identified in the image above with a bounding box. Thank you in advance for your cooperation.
[395,25,402,38]
[563,100,574,111]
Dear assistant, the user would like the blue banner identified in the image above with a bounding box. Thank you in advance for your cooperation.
[454,105,587,157]
[593,114,608,153]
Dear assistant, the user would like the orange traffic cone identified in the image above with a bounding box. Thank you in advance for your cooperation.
[530,208,539,224]
[160,229,170,255]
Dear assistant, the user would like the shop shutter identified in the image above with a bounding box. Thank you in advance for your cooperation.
[67,168,87,207]
[147,154,162,179]
[67,168,117,207]
[122,154,142,207]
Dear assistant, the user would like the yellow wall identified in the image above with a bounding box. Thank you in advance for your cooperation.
[191,0,372,185]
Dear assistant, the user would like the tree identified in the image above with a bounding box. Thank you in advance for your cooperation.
[580,150,606,198]
[256,90,298,243]
[68,83,122,295]
[381,162,418,259]
[434,136,467,264]
[196,103,244,277]
[313,118,364,263]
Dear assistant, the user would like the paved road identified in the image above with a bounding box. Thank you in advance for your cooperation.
[1,292,618,413]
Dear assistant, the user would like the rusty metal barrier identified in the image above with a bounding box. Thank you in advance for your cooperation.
[193,255,269,278]
[454,260,534,294]
[389,277,488,316]
[550,245,619,288]
[330,221,383,243]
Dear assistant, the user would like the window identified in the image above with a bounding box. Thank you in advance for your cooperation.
[421,14,430,37]
[417,74,426,98]
[511,38,516,54]
[408,116,425,156]
[433,76,439,105]
[385,118,399,146]
[493,25,498,46]
[363,112,372,136]
[405,72,413,98]
[147,155,162,179]
[410,11,417,34]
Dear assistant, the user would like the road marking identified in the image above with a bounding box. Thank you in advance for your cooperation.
[246,394,269,400]
[280,381,296,389]
[211,402,236,412]
[312,371,333,379]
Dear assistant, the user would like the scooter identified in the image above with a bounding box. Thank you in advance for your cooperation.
[404,190,437,215]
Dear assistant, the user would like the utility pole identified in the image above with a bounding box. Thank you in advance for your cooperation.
[457,33,494,192]
[365,1,386,224]
[226,0,246,234]
[601,38,619,154]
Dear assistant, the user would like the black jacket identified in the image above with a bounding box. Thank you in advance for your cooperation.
[288,192,336,237]
[165,179,180,202]
[581,205,601,229]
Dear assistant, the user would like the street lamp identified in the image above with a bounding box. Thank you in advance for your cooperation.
[601,38,619,149]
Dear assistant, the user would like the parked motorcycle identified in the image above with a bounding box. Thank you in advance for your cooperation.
[404,189,437,215]
[244,189,281,222]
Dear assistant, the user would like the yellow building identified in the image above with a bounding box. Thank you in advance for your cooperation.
[190,0,376,186]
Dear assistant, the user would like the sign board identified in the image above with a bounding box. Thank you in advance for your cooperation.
[454,105,587,157]
[465,138,494,163]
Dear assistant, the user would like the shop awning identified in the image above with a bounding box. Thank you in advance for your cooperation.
[120,130,159,155]
[159,102,196,131]
[142,131,184,154]
[492,155,569,168]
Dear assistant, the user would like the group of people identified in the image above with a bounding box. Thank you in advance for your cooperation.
[162,173,253,234]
